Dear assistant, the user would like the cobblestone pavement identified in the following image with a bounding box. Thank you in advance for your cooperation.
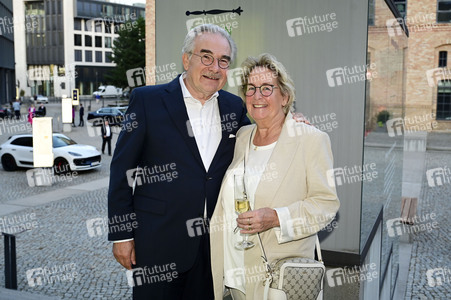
[0,102,450,299]
[404,150,451,300]
[0,100,120,203]
[0,188,132,299]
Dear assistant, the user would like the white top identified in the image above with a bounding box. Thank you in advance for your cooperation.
[224,140,281,293]
[105,125,111,137]
[179,73,221,171]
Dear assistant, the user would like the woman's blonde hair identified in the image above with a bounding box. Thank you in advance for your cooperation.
[240,53,295,114]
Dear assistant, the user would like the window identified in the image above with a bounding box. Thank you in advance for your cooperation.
[438,0,451,23]
[95,51,102,62]
[74,19,81,30]
[104,22,112,34]
[394,0,407,18]
[368,0,375,26]
[105,52,113,63]
[439,51,448,67]
[75,50,82,62]
[104,37,112,48]
[74,34,82,46]
[437,80,451,120]
[95,21,102,33]
[11,137,33,147]
[95,36,102,47]
[85,50,92,62]
[85,35,92,47]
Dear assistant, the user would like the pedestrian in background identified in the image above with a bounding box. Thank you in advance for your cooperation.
[72,105,76,127]
[28,104,35,124]
[37,103,46,117]
[13,99,21,119]
[101,119,112,155]
[79,103,84,127]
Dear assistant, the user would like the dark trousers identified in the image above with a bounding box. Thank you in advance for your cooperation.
[102,137,111,155]
[14,110,20,119]
[79,116,84,126]
[133,234,214,300]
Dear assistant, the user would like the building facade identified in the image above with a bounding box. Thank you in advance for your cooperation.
[0,0,15,105]
[403,0,451,130]
[13,0,144,98]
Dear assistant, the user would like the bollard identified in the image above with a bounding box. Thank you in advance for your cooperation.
[3,233,17,290]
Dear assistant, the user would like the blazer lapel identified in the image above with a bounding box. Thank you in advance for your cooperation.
[162,76,204,170]
[209,94,237,171]
[254,112,299,208]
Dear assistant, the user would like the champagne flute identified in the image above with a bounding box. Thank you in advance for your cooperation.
[234,174,255,250]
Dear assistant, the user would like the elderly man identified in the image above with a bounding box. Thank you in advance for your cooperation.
[108,24,250,299]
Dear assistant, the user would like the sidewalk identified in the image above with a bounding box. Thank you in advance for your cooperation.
[0,131,450,299]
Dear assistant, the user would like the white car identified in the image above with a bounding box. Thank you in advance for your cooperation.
[0,133,101,173]
[36,95,49,104]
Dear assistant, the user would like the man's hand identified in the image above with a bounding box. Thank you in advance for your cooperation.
[113,240,136,270]
[236,208,279,234]
[292,112,311,125]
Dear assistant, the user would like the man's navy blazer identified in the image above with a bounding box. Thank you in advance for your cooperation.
[108,75,250,272]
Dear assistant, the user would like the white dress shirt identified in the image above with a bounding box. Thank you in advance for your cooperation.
[179,73,222,171]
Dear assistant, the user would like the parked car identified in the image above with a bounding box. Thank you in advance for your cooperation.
[0,107,13,119]
[36,95,49,104]
[92,85,122,98]
[0,133,101,173]
[87,106,128,126]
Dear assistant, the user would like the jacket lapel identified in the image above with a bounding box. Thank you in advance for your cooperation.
[209,93,238,171]
[162,76,204,170]
[254,112,299,208]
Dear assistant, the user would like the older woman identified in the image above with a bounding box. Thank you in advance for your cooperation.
[210,53,340,300]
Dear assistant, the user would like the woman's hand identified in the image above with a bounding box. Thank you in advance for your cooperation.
[237,208,280,234]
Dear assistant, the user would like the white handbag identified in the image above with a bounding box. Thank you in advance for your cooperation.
[257,234,325,300]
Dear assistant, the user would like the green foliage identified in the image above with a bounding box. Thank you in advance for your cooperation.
[376,110,390,124]
[105,17,145,88]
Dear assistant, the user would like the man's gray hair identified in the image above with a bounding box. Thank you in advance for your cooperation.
[182,24,237,63]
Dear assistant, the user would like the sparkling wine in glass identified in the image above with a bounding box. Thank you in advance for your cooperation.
[234,174,255,250]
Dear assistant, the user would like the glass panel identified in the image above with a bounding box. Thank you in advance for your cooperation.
[364,0,407,296]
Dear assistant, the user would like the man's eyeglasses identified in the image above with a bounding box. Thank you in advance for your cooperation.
[189,52,230,69]
[244,84,279,97]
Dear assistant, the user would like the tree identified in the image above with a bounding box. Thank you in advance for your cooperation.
[106,17,145,89]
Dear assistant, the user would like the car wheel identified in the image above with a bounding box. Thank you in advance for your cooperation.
[54,158,70,174]
[1,154,18,171]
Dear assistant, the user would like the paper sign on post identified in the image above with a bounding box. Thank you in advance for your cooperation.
[62,98,73,123]
[32,117,54,167]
